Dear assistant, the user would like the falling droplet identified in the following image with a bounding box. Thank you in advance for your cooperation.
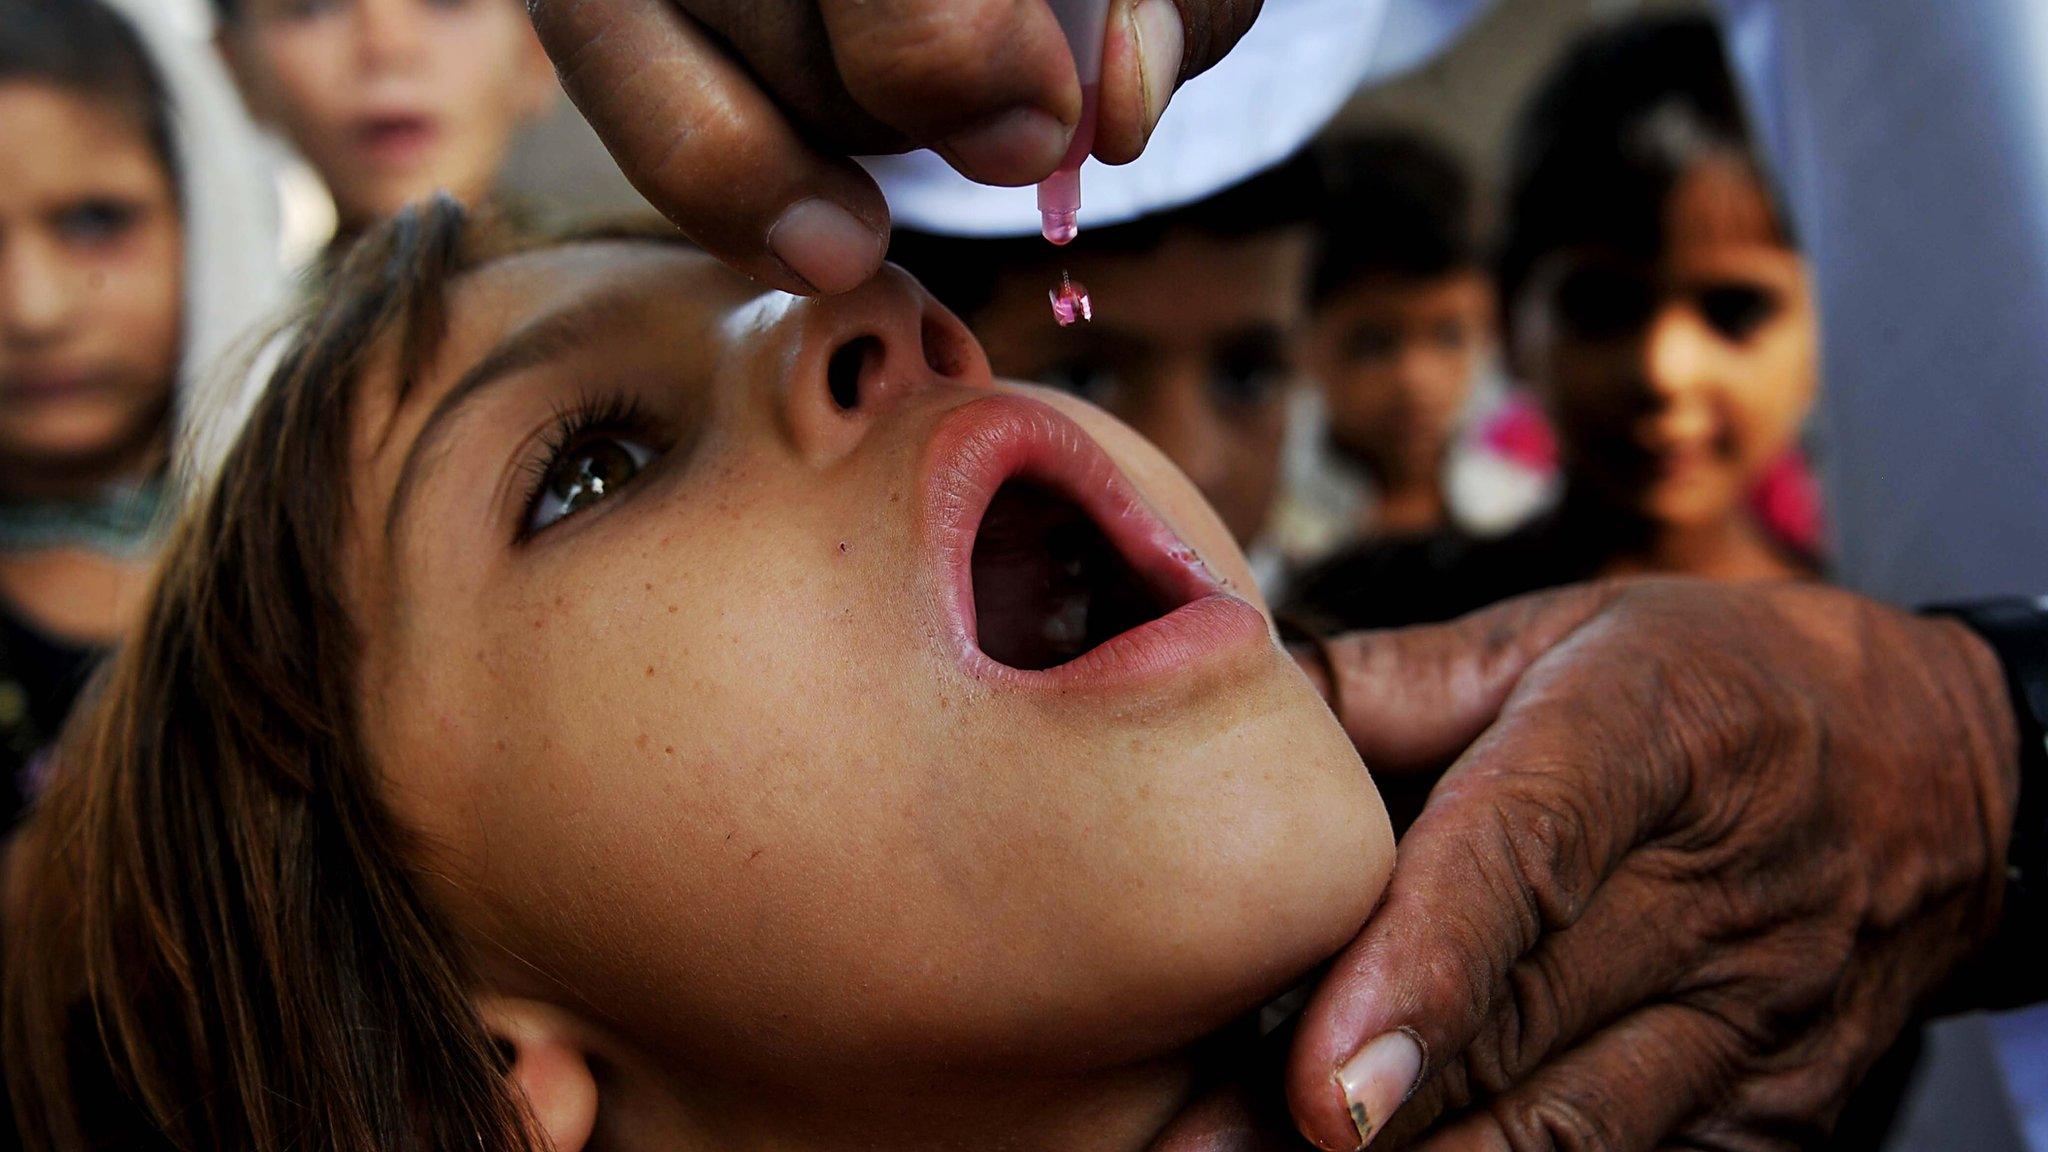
[1050,269,1092,327]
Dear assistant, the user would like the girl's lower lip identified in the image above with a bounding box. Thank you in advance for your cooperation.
[3,372,101,401]
[918,393,1270,693]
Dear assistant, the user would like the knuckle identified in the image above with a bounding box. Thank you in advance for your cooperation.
[1468,956,1572,1095]
[1496,1086,1627,1152]
[644,95,757,201]
[1499,782,1599,931]
[832,4,1012,110]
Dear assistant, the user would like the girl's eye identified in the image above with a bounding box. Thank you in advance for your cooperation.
[1696,284,1782,342]
[52,200,141,248]
[524,435,657,536]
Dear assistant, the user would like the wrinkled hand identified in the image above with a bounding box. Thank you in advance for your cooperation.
[1286,579,2020,1151]
[526,0,1261,294]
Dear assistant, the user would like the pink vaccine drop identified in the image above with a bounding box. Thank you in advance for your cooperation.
[1050,271,1092,326]
[1040,0,1107,325]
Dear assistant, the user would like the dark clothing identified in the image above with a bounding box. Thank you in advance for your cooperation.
[1283,509,1615,636]
[0,596,107,831]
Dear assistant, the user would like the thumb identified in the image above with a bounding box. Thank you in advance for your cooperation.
[1318,584,1625,775]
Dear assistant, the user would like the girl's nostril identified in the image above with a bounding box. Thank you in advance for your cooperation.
[922,311,972,378]
[828,335,882,412]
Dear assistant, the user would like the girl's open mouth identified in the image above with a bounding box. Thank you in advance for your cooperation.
[921,395,1268,688]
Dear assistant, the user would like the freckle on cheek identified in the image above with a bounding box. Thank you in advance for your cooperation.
[645,665,656,677]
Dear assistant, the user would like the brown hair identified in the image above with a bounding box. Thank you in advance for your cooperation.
[3,198,550,1151]
[0,0,177,182]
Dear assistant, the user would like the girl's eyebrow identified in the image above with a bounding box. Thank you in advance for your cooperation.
[383,290,638,551]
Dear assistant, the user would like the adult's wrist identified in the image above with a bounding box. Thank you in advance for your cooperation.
[1926,597,2048,1010]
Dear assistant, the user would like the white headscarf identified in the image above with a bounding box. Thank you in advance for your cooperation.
[95,0,286,491]
[865,0,1496,237]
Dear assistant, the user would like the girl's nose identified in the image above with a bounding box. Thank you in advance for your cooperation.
[1643,305,1718,402]
[0,241,80,347]
[357,0,428,73]
[774,264,990,467]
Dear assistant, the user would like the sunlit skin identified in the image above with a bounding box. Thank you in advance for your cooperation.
[345,242,1392,1149]
[221,0,557,233]
[1310,271,1494,534]
[969,229,1313,546]
[1514,158,1817,579]
[0,83,181,640]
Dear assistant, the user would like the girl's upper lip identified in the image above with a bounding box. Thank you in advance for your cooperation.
[917,392,1268,691]
[2,367,101,398]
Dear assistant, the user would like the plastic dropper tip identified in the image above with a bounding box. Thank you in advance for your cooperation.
[1042,210,1079,245]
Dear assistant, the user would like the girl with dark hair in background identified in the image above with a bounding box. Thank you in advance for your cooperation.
[1288,12,1824,634]
[0,0,277,828]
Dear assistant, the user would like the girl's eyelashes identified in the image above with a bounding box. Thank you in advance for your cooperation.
[517,395,664,540]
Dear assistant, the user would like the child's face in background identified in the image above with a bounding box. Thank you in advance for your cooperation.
[968,228,1312,547]
[0,83,181,482]
[223,0,556,229]
[343,242,1389,1141]
[1515,157,1816,531]
[1311,270,1493,491]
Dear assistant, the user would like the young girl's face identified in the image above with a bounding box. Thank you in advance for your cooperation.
[343,241,1391,1134]
[1516,157,1817,530]
[225,0,556,228]
[0,83,181,476]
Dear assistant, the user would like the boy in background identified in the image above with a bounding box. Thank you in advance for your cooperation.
[215,0,558,241]
[1308,128,1552,542]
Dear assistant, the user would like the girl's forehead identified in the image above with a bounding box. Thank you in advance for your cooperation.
[1662,158,1782,251]
[360,241,740,412]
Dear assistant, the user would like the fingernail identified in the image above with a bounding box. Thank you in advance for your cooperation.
[939,105,1070,185]
[767,198,883,295]
[1132,0,1184,141]
[1337,1029,1424,1147]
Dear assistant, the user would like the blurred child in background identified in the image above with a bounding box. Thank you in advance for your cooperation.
[1307,128,1553,543]
[215,0,559,244]
[1287,12,1823,634]
[889,158,1319,583]
[0,0,277,829]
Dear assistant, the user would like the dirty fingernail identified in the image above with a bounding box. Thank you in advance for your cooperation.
[940,105,1070,185]
[1337,1030,1424,1147]
[1132,0,1184,140]
[767,198,883,295]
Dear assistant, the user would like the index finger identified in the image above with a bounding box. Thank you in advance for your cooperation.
[819,0,1081,186]
[529,0,889,294]
[1286,617,1692,1150]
